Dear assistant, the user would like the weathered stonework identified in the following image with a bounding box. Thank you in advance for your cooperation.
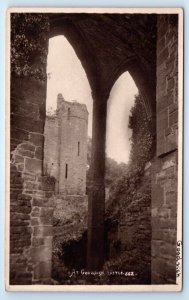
[151,152,177,284]
[44,94,88,195]
[10,12,181,285]
[43,116,59,183]
[10,77,55,284]
[156,15,178,156]
[151,14,179,284]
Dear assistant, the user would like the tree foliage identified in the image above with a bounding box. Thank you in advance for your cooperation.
[105,157,127,188]
[107,93,155,214]
[11,13,49,80]
[128,94,155,171]
[103,95,155,282]
[86,137,128,191]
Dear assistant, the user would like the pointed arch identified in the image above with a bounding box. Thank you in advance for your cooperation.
[49,14,100,94]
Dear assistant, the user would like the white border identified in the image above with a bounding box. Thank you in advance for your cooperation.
[176,5,183,290]
[5,7,183,292]
[7,7,183,14]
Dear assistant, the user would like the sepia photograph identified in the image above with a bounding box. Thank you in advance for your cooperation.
[6,7,183,292]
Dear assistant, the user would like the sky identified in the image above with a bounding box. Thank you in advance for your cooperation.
[46,36,138,163]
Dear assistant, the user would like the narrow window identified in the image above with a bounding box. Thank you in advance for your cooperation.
[67,107,70,120]
[65,163,68,178]
[78,141,80,156]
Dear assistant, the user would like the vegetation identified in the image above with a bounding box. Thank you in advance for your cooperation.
[88,92,155,198]
[11,12,155,284]
[86,137,128,192]
[107,94,154,208]
[102,94,154,284]
[11,13,49,80]
[52,93,155,284]
[128,94,155,170]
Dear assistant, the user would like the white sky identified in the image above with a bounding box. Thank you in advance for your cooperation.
[46,36,138,163]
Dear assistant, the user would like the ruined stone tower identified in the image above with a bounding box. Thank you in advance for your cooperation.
[44,93,88,195]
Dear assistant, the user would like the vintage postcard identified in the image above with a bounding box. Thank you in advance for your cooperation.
[6,7,183,292]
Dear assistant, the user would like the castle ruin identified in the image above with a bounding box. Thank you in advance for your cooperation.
[44,94,88,196]
[9,12,182,286]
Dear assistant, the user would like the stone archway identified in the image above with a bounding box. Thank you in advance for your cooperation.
[47,13,157,271]
[9,11,179,285]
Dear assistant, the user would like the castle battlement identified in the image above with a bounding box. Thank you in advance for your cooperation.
[56,93,88,122]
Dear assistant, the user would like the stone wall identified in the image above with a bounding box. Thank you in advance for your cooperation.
[44,116,60,181]
[10,77,55,284]
[9,13,180,286]
[44,94,88,195]
[156,15,178,156]
[151,152,177,284]
[151,14,179,284]
[10,83,88,284]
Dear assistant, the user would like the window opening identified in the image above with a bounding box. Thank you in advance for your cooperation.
[65,163,68,178]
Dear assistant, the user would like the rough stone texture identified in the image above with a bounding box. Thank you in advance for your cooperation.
[10,12,156,284]
[29,176,55,284]
[151,15,179,284]
[44,94,88,195]
[44,116,59,181]
[156,15,178,157]
[10,12,180,285]
[151,151,178,284]
[10,76,55,284]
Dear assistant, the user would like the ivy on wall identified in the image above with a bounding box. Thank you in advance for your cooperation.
[11,13,50,80]
[107,94,155,218]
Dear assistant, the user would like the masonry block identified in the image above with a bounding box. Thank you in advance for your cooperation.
[33,225,53,237]
[30,246,52,262]
[34,261,52,280]
[151,150,178,284]
[30,132,44,147]
[156,14,178,157]
[25,158,43,174]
